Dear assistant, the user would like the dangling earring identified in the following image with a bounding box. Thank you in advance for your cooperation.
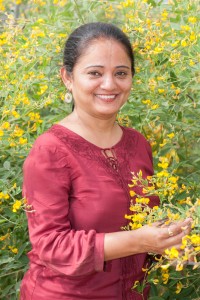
[64,92,72,103]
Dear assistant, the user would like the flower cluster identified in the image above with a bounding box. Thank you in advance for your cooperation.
[125,167,200,295]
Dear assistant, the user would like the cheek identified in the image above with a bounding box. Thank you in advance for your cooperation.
[75,78,99,93]
[123,82,132,93]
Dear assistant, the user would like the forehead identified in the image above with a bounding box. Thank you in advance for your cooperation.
[76,38,131,67]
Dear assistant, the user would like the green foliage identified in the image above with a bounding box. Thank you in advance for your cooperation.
[0,0,199,299]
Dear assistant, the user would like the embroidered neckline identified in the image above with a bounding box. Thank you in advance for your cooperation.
[47,124,139,192]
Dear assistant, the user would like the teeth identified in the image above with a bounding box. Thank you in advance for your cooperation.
[96,94,116,100]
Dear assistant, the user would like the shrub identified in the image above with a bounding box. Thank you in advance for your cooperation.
[0,0,199,299]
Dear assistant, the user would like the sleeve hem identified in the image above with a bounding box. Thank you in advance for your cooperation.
[94,233,105,272]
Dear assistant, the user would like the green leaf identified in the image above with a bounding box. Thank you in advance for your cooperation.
[3,161,10,170]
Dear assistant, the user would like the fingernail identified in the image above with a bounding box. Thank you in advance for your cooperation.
[181,225,188,230]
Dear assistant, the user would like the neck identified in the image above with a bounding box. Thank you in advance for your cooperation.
[72,108,118,133]
[61,108,122,149]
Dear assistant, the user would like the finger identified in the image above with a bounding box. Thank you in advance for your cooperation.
[153,218,169,227]
[165,218,192,239]
[165,227,191,250]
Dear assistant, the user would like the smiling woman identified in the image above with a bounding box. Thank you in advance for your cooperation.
[60,38,133,131]
[20,22,192,300]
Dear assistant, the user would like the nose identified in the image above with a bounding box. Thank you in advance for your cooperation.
[100,74,117,91]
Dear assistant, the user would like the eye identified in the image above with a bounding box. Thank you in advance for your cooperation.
[115,71,128,78]
[88,71,102,77]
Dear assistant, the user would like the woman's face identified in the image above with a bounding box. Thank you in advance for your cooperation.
[63,38,133,119]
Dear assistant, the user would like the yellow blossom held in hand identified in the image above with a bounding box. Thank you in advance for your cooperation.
[153,279,159,285]
[165,247,179,259]
[161,264,170,270]
[176,262,184,271]
[130,190,136,197]
[135,197,150,205]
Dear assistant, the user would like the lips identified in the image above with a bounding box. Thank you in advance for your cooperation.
[95,94,117,100]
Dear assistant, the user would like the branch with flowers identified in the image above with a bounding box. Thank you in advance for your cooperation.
[124,157,200,297]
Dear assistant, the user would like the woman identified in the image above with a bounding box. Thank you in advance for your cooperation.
[20,22,191,300]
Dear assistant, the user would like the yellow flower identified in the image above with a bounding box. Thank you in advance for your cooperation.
[12,110,20,118]
[1,122,10,129]
[176,281,183,294]
[161,10,168,20]
[130,190,136,197]
[181,25,191,31]
[132,280,139,289]
[168,176,178,183]
[28,112,43,123]
[13,126,24,137]
[0,129,4,136]
[153,206,159,210]
[12,200,22,213]
[151,104,159,110]
[0,192,9,200]
[176,262,184,271]
[190,234,200,246]
[135,197,150,205]
[188,17,197,24]
[181,40,188,47]
[153,279,159,285]
[157,170,169,178]
[9,246,18,254]
[154,47,163,54]
[161,268,169,284]
[158,89,165,94]
[165,247,179,259]
[161,264,170,270]
[37,85,48,95]
[158,160,168,169]
[189,60,195,66]
[171,40,179,47]
[19,137,27,145]
[0,233,10,241]
[190,32,196,41]
[167,132,175,139]
[142,99,151,105]
[125,214,132,220]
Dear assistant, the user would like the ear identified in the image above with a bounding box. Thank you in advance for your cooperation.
[60,67,72,91]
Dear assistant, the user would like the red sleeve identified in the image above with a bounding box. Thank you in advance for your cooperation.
[23,134,105,276]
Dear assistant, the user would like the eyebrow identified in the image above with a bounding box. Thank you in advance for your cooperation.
[85,65,130,69]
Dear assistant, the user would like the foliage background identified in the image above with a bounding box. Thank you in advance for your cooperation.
[0,0,199,299]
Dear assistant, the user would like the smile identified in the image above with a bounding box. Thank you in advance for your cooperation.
[95,94,117,100]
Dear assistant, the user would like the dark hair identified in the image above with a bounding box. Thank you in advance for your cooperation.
[63,22,135,76]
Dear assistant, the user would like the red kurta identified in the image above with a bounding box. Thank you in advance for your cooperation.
[20,124,159,300]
